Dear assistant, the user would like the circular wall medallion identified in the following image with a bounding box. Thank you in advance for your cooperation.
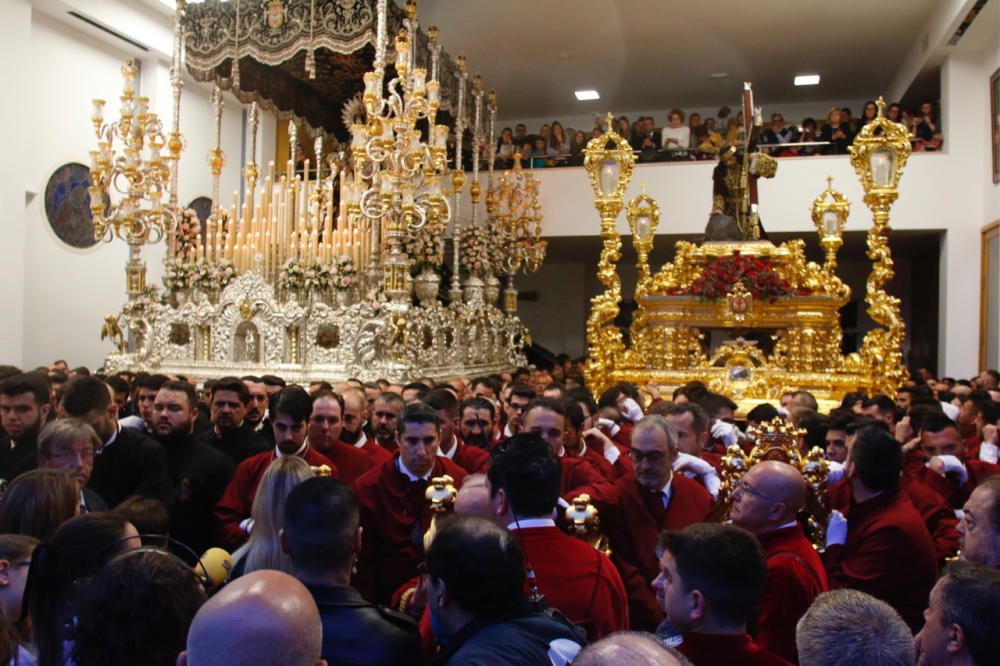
[44,162,101,249]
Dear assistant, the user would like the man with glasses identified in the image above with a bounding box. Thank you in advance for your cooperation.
[37,418,108,512]
[729,461,828,662]
[596,415,713,631]
[502,383,535,438]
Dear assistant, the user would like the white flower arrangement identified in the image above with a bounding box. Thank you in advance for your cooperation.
[278,259,306,292]
[403,221,445,272]
[162,258,193,292]
[303,262,333,292]
[191,260,215,291]
[331,255,357,291]
[215,259,237,289]
[174,208,201,260]
[458,224,491,277]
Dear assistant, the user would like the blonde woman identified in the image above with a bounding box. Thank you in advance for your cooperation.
[230,456,314,579]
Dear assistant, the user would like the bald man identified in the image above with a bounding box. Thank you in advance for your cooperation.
[573,631,689,666]
[730,461,829,663]
[178,570,327,666]
[454,474,493,517]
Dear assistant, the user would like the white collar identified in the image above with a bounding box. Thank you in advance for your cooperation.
[506,518,556,530]
[503,424,515,438]
[351,430,368,449]
[776,520,799,530]
[438,434,459,459]
[276,438,309,459]
[397,457,432,482]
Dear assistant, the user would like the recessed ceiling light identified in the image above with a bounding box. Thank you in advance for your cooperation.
[709,72,728,79]
[794,74,820,86]
[574,89,600,101]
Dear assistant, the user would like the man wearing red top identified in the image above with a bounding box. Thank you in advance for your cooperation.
[500,383,535,439]
[521,398,612,503]
[306,390,372,485]
[487,433,628,640]
[823,425,938,632]
[563,400,631,481]
[730,461,828,663]
[654,523,791,666]
[457,397,496,451]
[214,386,337,550]
[371,392,405,454]
[597,415,713,631]
[958,476,1000,567]
[907,414,1000,509]
[352,402,467,604]
[424,389,490,474]
[340,388,391,466]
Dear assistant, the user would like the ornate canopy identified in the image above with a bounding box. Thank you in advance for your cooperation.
[181,0,468,140]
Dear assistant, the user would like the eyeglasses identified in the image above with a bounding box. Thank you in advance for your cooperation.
[49,450,95,463]
[629,449,667,464]
[733,479,780,503]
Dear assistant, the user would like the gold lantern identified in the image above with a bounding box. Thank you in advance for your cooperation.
[810,177,850,271]
[626,185,660,294]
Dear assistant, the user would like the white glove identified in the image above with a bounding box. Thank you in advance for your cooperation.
[826,460,845,484]
[239,518,255,534]
[622,397,645,423]
[929,455,969,484]
[980,443,999,465]
[597,418,621,437]
[711,420,739,448]
[826,509,848,547]
[673,453,721,500]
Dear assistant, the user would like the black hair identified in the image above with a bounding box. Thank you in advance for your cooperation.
[424,388,459,418]
[863,395,898,416]
[507,382,536,402]
[425,515,525,617]
[841,391,869,409]
[133,374,168,393]
[61,377,111,417]
[402,382,431,400]
[597,386,623,410]
[699,392,738,418]
[658,524,766,626]
[209,377,250,405]
[270,386,313,424]
[260,375,286,388]
[311,389,345,413]
[160,380,199,411]
[919,413,960,436]
[745,403,779,425]
[460,396,496,421]
[283,477,358,574]
[798,412,831,450]
[563,399,585,432]
[849,426,902,492]
[488,434,561,517]
[566,387,597,417]
[0,373,50,406]
[71,549,204,666]
[111,496,170,542]
[104,375,130,396]
[240,375,263,383]
[523,397,566,421]
[662,402,709,434]
[397,401,440,435]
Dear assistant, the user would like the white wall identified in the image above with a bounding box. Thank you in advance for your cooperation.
[501,98,872,136]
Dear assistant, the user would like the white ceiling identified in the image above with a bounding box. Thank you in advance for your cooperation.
[415,0,948,121]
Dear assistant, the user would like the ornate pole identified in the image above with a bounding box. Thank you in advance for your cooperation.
[448,56,468,304]
[167,0,186,258]
[486,90,497,192]
[469,75,483,227]
[208,85,225,221]
[245,102,259,190]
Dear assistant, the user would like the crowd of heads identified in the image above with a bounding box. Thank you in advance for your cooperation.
[0,355,996,665]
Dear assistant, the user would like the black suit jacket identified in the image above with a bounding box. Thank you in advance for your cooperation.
[89,426,174,508]
[307,583,424,666]
[0,434,38,483]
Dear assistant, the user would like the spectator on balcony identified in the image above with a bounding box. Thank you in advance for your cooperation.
[820,108,852,154]
[724,116,743,146]
[716,105,731,131]
[887,103,903,123]
[528,136,548,168]
[661,109,690,152]
[704,117,717,133]
[796,117,820,156]
[616,115,631,139]
[630,116,660,154]
[513,123,527,143]
[549,121,569,156]
[691,124,723,158]
[859,100,878,128]
[569,130,587,165]
[539,123,551,143]
[913,101,943,151]
[842,107,861,135]
[591,125,604,140]
[688,113,702,147]
[496,127,515,166]
[761,113,793,147]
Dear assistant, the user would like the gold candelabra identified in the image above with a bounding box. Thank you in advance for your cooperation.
[811,177,849,272]
[89,58,183,300]
[346,0,450,303]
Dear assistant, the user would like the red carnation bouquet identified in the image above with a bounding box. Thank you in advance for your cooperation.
[688,251,793,302]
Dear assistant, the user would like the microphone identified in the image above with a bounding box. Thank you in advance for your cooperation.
[198,547,234,590]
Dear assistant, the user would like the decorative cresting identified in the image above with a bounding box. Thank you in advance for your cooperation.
[584,99,909,407]
[715,418,831,549]
[847,97,910,396]
[583,114,636,391]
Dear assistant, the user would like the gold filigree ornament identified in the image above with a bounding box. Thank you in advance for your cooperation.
[563,493,611,557]
[584,94,908,409]
[716,417,831,549]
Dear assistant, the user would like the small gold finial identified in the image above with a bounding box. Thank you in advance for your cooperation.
[640,183,648,195]
[876,97,886,118]
[605,112,614,133]
[826,176,833,189]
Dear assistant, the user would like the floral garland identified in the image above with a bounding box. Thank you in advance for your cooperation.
[688,251,794,302]
[458,224,491,276]
[303,262,333,292]
[174,209,201,260]
[162,258,193,292]
[331,255,357,291]
[191,259,238,292]
[403,221,445,272]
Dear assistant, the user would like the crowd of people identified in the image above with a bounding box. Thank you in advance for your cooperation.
[0,356,997,665]
[493,100,945,169]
